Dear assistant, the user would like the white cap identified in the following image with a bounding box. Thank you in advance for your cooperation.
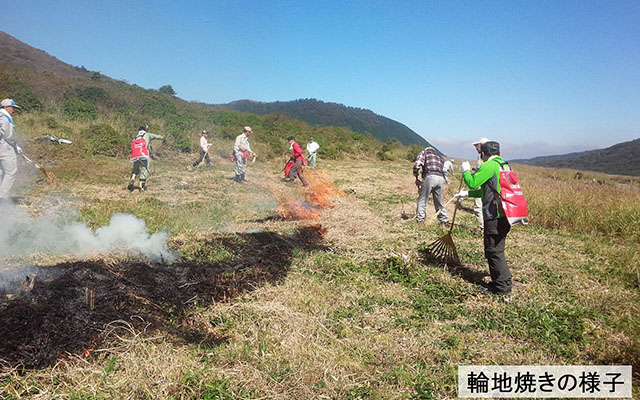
[472,137,490,146]
[244,126,252,133]
[1,98,21,109]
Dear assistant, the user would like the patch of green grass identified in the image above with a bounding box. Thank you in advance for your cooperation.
[368,255,413,284]
[410,375,436,400]
[369,192,414,207]
[531,261,565,287]
[80,197,170,232]
[103,355,117,375]
[343,384,372,399]
[182,370,235,400]
[312,253,366,280]
[69,390,107,400]
[410,273,471,322]
[474,302,591,357]
[267,359,295,383]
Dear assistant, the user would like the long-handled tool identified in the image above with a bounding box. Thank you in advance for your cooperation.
[195,144,212,168]
[432,196,457,219]
[19,151,56,182]
[426,175,465,266]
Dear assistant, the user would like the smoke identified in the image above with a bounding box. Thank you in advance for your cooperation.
[0,203,176,263]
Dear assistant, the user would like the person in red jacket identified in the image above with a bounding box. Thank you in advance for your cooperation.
[287,136,308,186]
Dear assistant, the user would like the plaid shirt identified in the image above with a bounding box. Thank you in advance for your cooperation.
[414,148,444,177]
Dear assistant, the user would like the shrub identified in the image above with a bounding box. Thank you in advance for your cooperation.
[158,85,177,96]
[164,114,196,152]
[63,98,97,120]
[0,79,42,111]
[45,117,59,129]
[77,87,107,102]
[142,97,176,118]
[407,144,423,161]
[82,124,128,157]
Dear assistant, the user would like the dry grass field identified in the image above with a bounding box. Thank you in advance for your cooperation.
[1,151,639,399]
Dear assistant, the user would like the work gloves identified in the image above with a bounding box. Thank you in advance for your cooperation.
[15,145,23,155]
[454,190,469,199]
[460,161,471,173]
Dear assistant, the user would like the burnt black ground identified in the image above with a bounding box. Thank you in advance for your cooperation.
[0,225,327,369]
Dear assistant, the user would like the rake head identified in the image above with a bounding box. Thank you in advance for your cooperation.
[35,165,57,183]
[426,231,461,266]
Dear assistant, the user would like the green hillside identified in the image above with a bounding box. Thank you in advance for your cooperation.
[221,98,430,147]
[0,31,426,165]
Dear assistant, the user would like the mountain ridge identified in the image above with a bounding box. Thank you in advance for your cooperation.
[219,98,430,147]
[512,137,640,176]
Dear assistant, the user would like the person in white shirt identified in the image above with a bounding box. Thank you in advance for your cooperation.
[0,99,23,200]
[190,130,211,169]
[442,159,455,183]
[233,126,254,182]
[306,137,320,169]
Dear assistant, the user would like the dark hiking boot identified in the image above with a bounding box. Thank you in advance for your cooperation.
[480,282,511,296]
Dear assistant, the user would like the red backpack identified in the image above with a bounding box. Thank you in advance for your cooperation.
[496,161,529,226]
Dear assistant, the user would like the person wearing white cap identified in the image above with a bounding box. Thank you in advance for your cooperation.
[471,138,490,230]
[233,126,255,182]
[0,99,23,200]
[189,130,211,169]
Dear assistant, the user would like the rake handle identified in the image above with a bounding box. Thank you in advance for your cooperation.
[448,173,466,233]
[433,196,457,219]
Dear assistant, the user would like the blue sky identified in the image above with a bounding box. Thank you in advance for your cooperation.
[4,0,640,159]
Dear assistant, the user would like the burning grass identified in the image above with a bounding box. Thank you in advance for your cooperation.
[278,170,345,220]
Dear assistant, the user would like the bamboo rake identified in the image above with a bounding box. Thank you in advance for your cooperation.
[426,175,465,266]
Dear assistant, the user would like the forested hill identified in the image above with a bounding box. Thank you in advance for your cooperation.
[512,137,640,176]
[221,99,430,147]
[0,30,433,162]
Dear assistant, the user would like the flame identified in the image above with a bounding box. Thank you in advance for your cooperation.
[278,170,344,220]
[278,196,321,220]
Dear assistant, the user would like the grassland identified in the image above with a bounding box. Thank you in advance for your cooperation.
[1,151,639,399]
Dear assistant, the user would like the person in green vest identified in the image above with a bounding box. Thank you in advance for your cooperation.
[455,140,512,295]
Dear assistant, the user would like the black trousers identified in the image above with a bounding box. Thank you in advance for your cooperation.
[192,150,211,167]
[483,216,512,292]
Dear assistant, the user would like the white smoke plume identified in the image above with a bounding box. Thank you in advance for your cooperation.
[0,203,176,263]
